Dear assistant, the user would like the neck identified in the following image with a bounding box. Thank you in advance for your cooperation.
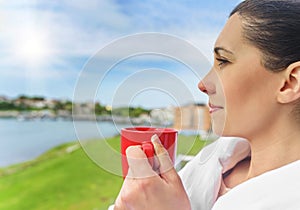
[246,122,300,179]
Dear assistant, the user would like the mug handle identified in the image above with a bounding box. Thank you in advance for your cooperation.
[141,142,154,168]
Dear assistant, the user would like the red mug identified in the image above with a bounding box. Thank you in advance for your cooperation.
[121,127,177,178]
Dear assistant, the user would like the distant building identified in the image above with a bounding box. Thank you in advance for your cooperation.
[173,103,211,132]
[72,102,95,120]
[150,106,175,126]
[44,99,57,109]
[0,96,9,102]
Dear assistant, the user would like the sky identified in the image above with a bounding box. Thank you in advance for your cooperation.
[0,0,242,109]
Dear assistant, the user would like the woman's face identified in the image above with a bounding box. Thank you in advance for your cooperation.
[199,14,282,137]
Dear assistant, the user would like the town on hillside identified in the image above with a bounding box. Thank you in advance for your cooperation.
[0,95,211,133]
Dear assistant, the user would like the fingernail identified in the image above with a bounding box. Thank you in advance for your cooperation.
[151,134,165,155]
[151,134,161,144]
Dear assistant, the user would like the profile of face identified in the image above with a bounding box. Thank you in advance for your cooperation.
[199,14,283,137]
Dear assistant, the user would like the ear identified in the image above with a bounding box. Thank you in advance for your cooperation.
[278,61,300,104]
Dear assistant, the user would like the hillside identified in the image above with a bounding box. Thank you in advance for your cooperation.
[0,135,208,210]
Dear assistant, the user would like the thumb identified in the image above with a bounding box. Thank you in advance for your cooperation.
[151,134,176,180]
[126,145,157,179]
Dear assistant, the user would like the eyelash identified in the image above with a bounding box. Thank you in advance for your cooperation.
[216,58,229,67]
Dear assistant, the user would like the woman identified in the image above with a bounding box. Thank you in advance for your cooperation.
[113,0,300,209]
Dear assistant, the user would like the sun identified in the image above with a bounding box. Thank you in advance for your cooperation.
[13,25,52,68]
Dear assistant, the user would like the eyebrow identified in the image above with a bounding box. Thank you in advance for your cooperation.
[214,47,234,56]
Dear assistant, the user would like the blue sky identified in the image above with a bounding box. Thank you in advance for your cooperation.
[0,0,241,108]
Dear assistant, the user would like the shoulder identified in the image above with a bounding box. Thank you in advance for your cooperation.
[180,136,250,175]
[178,136,250,210]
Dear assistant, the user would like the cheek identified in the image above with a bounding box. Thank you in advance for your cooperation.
[219,68,255,124]
[220,67,278,136]
[221,62,264,108]
[222,74,248,108]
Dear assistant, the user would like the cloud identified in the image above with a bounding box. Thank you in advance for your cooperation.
[0,0,239,104]
[0,0,232,58]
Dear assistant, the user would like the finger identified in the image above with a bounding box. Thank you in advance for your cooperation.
[126,145,157,179]
[151,134,177,180]
[152,154,160,173]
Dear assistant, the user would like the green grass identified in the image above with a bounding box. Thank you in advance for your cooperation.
[0,135,210,210]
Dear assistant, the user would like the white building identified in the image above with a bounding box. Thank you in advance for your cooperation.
[150,106,175,126]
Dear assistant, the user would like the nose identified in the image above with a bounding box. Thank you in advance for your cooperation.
[198,81,208,94]
[198,70,216,95]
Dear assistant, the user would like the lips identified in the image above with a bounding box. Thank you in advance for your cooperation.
[208,102,223,114]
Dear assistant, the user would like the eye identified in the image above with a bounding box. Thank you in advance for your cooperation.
[216,58,229,67]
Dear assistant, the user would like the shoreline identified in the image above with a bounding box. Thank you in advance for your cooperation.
[0,119,127,168]
[0,111,154,125]
[0,118,210,169]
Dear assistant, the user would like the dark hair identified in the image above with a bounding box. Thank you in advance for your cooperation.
[230,0,300,72]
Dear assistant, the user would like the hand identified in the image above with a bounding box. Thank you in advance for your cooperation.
[114,134,191,210]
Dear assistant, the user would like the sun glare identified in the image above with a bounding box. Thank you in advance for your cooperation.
[13,26,52,67]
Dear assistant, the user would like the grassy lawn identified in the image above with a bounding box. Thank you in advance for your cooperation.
[0,135,210,210]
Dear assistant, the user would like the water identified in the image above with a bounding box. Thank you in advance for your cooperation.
[0,118,127,167]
